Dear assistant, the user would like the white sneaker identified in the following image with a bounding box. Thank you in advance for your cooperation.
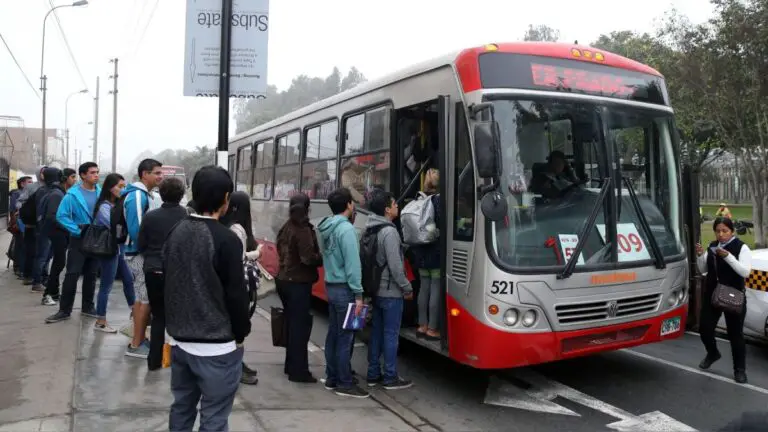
[41,295,58,306]
[95,323,118,333]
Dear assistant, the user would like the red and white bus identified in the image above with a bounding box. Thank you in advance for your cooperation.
[229,42,688,369]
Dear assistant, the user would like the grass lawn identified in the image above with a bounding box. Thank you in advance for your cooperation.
[700,204,756,248]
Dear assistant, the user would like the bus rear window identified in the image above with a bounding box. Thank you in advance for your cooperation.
[478,52,669,106]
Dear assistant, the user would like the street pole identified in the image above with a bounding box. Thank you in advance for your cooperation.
[40,1,89,164]
[216,0,233,169]
[40,75,47,164]
[109,58,119,172]
[92,77,99,162]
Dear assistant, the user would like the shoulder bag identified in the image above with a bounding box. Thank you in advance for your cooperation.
[80,202,117,258]
[710,250,746,315]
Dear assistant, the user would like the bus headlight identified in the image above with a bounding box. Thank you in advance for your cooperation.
[678,289,686,303]
[667,290,679,306]
[503,309,519,326]
[522,310,538,327]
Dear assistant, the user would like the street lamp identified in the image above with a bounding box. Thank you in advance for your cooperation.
[65,89,88,166]
[40,0,89,164]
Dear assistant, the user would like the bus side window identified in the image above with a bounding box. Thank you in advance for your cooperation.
[252,139,274,200]
[340,106,391,206]
[454,103,475,241]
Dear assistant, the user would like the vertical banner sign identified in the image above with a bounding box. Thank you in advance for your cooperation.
[183,0,270,99]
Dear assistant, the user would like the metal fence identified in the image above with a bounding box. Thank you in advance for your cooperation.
[699,167,752,204]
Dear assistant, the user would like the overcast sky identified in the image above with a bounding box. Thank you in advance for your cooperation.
[1,0,713,172]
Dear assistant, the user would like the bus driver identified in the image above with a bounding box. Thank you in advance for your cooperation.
[530,151,581,199]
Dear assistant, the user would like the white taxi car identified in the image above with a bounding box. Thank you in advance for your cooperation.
[718,248,768,340]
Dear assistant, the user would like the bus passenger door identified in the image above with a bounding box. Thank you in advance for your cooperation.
[436,95,450,351]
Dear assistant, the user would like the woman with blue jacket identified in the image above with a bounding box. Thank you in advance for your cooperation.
[93,173,136,333]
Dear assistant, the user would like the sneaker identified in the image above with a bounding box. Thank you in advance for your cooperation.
[45,311,71,324]
[699,353,722,370]
[334,385,370,399]
[367,377,382,388]
[125,340,150,359]
[31,284,44,293]
[734,370,748,384]
[94,323,117,333]
[41,295,57,306]
[240,374,259,385]
[81,308,99,319]
[382,377,413,390]
[22,279,33,285]
[323,380,337,390]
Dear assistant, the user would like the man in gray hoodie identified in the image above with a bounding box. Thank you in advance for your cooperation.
[364,190,413,390]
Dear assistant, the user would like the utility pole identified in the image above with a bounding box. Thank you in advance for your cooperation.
[109,58,118,172]
[216,0,233,169]
[40,75,48,164]
[92,77,99,162]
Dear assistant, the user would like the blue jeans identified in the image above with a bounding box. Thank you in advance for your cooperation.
[96,247,135,318]
[170,346,244,432]
[32,232,51,284]
[324,284,356,389]
[367,297,403,383]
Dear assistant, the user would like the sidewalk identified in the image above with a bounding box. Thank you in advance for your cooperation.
[0,232,417,431]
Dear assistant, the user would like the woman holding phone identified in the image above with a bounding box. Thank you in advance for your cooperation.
[695,217,752,383]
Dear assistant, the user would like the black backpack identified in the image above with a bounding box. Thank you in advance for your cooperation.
[360,225,387,297]
[19,190,38,226]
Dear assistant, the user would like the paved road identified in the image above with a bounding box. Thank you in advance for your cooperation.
[260,293,768,432]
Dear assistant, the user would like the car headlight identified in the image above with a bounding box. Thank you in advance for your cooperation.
[522,310,538,327]
[503,309,519,326]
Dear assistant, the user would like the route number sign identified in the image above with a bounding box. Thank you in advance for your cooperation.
[558,234,585,266]
[596,223,650,262]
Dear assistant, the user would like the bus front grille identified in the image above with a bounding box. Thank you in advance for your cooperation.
[555,293,662,325]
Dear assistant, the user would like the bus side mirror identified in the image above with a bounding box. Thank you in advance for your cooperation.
[480,190,507,221]
[474,121,502,179]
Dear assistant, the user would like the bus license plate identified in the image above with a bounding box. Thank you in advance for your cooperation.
[660,317,681,336]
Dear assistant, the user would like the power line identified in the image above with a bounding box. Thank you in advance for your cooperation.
[132,0,160,58]
[0,32,42,101]
[48,0,89,90]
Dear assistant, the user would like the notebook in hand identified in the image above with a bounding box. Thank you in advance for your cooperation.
[342,302,369,330]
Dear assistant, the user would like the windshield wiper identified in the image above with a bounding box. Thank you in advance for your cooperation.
[621,177,666,269]
[558,177,612,280]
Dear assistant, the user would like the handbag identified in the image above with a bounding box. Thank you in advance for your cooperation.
[271,306,287,347]
[80,203,117,258]
[710,249,746,315]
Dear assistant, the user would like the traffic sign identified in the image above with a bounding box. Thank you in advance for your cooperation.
[183,0,270,98]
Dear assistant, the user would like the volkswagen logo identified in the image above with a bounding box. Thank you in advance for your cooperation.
[606,301,619,318]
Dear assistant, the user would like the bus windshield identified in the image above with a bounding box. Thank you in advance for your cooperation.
[488,97,683,270]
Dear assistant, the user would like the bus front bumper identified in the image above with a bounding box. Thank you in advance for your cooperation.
[446,295,688,369]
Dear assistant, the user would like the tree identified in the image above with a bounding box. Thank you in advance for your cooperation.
[591,30,721,169]
[660,0,768,244]
[233,67,367,134]
[523,24,560,42]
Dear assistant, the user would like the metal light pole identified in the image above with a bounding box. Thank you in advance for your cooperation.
[65,89,88,167]
[40,0,89,165]
[108,58,119,172]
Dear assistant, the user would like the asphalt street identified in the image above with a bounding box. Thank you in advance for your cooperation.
[259,293,768,432]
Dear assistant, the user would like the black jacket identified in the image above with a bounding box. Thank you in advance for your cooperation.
[137,203,188,273]
[41,184,66,237]
[705,237,746,293]
[163,215,251,344]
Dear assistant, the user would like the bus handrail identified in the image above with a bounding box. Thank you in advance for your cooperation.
[622,176,666,270]
[558,177,612,280]
[397,157,433,207]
